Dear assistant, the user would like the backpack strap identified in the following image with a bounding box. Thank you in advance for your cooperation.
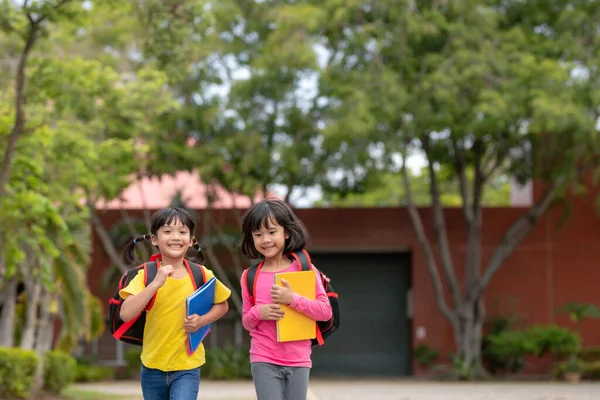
[289,250,311,272]
[244,250,311,305]
[244,262,262,305]
[144,262,158,311]
[186,260,207,290]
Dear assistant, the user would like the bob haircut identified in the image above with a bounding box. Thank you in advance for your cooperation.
[240,198,309,260]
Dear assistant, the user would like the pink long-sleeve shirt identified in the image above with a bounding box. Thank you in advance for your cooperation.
[241,261,333,368]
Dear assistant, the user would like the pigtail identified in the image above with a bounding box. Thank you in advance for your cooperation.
[122,234,151,265]
[189,237,205,265]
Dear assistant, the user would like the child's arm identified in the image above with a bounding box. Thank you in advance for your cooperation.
[184,267,232,332]
[241,274,262,331]
[184,301,228,332]
[120,265,174,322]
[271,267,332,322]
[289,288,332,322]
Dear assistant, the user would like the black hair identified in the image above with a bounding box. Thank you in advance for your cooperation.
[122,207,205,266]
[240,198,309,260]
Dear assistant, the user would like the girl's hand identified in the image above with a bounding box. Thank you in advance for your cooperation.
[271,279,293,305]
[150,264,174,289]
[184,314,205,332]
[259,304,285,320]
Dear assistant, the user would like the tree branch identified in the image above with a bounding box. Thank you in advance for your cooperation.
[87,199,128,273]
[422,135,461,307]
[453,137,473,224]
[465,139,485,297]
[202,187,243,314]
[401,152,455,321]
[470,180,561,300]
[0,19,39,202]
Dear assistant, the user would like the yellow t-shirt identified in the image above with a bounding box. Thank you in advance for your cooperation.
[119,264,231,371]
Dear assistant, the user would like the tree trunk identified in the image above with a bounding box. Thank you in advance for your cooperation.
[452,299,485,379]
[20,275,42,349]
[0,276,18,347]
[31,289,55,397]
[35,288,55,354]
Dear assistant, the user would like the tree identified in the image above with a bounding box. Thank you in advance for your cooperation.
[0,4,176,390]
[317,167,510,207]
[316,0,599,376]
[0,0,87,280]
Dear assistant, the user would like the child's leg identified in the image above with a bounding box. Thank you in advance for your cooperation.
[251,362,285,400]
[283,366,310,400]
[140,364,169,400]
[168,367,201,400]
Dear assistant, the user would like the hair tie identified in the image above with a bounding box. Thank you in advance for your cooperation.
[133,239,137,244]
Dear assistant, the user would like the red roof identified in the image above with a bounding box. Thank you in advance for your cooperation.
[95,170,278,210]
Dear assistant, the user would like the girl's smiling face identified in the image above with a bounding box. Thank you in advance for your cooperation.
[151,218,193,260]
[252,217,289,261]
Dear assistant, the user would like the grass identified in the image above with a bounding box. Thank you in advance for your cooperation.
[60,387,142,400]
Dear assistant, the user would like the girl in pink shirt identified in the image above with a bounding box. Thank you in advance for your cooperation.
[240,198,332,400]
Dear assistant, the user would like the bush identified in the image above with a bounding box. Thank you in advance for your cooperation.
[579,347,600,362]
[413,344,440,369]
[482,315,526,375]
[485,324,579,375]
[527,325,579,357]
[203,346,251,380]
[75,363,115,382]
[44,350,77,394]
[553,360,600,380]
[123,347,143,378]
[0,347,39,399]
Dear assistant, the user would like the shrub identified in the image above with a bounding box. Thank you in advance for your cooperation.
[579,347,600,362]
[44,350,77,394]
[414,344,440,369]
[553,360,600,380]
[0,347,39,399]
[75,363,115,382]
[485,324,579,375]
[482,314,525,375]
[203,346,251,380]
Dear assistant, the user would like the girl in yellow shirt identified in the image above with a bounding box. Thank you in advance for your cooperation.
[119,207,231,400]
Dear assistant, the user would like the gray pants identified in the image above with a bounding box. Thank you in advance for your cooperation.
[251,362,310,400]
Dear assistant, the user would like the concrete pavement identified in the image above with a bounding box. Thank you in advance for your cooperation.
[309,379,600,400]
[71,379,600,400]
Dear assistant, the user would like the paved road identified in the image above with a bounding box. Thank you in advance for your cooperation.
[309,380,600,400]
[72,379,600,400]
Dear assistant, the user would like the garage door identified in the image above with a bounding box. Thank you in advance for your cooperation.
[309,251,411,377]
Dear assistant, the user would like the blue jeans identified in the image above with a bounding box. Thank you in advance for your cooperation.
[140,364,200,400]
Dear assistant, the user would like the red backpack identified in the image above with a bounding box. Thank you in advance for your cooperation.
[109,258,206,345]
[242,250,340,346]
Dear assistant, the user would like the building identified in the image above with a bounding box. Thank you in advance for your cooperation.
[87,174,600,376]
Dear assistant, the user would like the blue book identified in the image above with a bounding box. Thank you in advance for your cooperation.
[186,277,216,355]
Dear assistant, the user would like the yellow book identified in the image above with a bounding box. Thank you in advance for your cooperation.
[274,270,317,342]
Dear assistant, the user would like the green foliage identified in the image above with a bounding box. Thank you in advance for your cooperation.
[557,302,600,324]
[203,346,252,380]
[74,362,115,383]
[124,348,143,376]
[449,353,477,381]
[579,347,600,363]
[482,314,525,375]
[553,360,600,380]
[317,0,598,205]
[0,0,180,353]
[44,350,77,394]
[319,167,510,207]
[413,344,440,369]
[486,325,580,363]
[0,347,39,399]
